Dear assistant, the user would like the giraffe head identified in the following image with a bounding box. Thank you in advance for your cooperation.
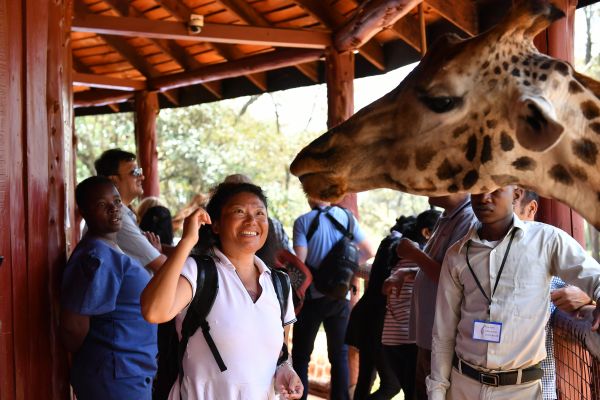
[291,0,600,227]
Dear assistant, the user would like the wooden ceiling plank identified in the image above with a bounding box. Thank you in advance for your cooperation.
[107,103,120,112]
[295,61,319,82]
[247,72,268,91]
[72,13,331,49]
[73,72,147,90]
[425,0,478,37]
[161,89,180,105]
[156,0,265,93]
[151,48,324,91]
[390,15,422,52]
[359,41,385,71]
[335,0,423,52]
[201,80,223,99]
[216,0,271,26]
[73,56,94,73]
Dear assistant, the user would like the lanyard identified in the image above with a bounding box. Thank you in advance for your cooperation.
[465,228,517,314]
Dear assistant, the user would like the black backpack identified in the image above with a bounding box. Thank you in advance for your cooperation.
[306,207,360,300]
[153,253,291,400]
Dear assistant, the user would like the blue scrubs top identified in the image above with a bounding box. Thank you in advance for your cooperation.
[61,237,157,384]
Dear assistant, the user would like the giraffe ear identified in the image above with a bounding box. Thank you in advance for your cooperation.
[514,95,565,152]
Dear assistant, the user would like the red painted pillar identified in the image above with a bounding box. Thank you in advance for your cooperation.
[533,0,585,246]
[135,90,160,198]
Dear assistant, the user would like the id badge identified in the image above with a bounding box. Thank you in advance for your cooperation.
[472,320,502,343]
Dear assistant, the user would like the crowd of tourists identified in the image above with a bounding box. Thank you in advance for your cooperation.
[59,148,600,400]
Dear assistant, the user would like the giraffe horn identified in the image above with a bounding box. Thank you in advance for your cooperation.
[496,0,565,40]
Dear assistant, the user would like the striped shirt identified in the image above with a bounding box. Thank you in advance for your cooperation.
[382,259,418,345]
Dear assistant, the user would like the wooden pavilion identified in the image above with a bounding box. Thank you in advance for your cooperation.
[0,0,597,399]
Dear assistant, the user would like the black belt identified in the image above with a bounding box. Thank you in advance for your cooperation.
[453,356,543,387]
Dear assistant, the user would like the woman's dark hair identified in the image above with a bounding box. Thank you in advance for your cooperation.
[75,176,115,211]
[413,209,441,245]
[256,218,278,267]
[196,182,268,254]
[139,206,174,245]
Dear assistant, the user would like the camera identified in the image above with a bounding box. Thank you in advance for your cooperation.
[188,14,204,34]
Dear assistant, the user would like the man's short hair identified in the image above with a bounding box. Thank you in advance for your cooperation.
[94,149,136,177]
[521,189,539,205]
[75,176,115,211]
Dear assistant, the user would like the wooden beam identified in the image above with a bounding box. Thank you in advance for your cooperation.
[418,4,427,56]
[107,103,120,113]
[390,15,422,52]
[335,0,423,52]
[293,0,385,71]
[425,0,478,37]
[135,91,160,197]
[72,72,146,91]
[72,14,332,49]
[151,48,324,91]
[295,61,319,82]
[154,0,193,21]
[73,89,134,108]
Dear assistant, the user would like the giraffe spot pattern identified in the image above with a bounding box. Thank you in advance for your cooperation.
[500,131,514,151]
[533,72,538,79]
[555,62,569,76]
[491,175,519,186]
[483,106,492,116]
[569,80,583,94]
[415,147,437,171]
[393,152,410,170]
[581,100,600,120]
[481,61,490,69]
[488,79,498,89]
[572,138,598,165]
[512,157,536,171]
[494,66,501,75]
[471,112,479,120]
[503,62,509,71]
[523,80,531,86]
[590,122,600,135]
[569,165,588,182]
[511,55,519,63]
[453,124,470,138]
[462,170,479,190]
[465,135,478,162]
[436,159,463,180]
[524,70,531,77]
[486,120,498,129]
[523,60,530,66]
[447,184,459,193]
[539,74,547,81]
[549,164,573,186]
[540,61,552,70]
[511,68,521,77]
[481,135,492,163]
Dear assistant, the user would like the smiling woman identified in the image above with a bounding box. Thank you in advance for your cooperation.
[59,176,158,400]
[141,182,304,400]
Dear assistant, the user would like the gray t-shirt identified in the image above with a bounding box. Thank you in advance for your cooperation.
[411,198,477,350]
[116,206,161,267]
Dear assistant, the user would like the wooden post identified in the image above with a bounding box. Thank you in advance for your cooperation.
[134,91,160,198]
[0,0,72,399]
[325,47,362,393]
[533,0,585,246]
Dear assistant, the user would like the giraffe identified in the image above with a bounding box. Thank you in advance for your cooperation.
[290,0,600,228]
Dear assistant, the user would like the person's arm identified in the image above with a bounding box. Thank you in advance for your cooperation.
[141,209,210,323]
[427,251,462,400]
[356,239,376,264]
[396,238,442,282]
[294,246,307,263]
[382,268,418,296]
[551,286,593,313]
[146,254,167,273]
[59,309,89,352]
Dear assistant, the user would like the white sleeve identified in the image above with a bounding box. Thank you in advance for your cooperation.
[179,257,198,299]
[283,288,297,326]
[116,210,161,266]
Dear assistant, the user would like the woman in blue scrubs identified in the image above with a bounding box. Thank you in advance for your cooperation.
[60,176,157,399]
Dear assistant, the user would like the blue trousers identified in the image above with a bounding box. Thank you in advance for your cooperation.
[292,296,350,400]
[71,366,153,400]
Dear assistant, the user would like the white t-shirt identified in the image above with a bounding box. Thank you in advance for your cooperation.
[168,248,296,400]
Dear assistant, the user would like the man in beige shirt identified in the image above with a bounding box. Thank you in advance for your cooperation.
[427,186,600,400]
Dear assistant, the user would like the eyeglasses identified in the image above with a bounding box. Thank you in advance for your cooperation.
[130,167,143,177]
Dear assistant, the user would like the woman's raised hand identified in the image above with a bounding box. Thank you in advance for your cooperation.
[181,207,211,244]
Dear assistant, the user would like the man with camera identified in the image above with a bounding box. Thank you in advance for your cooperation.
[291,197,375,400]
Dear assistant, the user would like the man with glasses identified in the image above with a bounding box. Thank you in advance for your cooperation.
[94,149,166,272]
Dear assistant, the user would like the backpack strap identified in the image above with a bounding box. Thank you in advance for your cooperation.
[306,206,331,242]
[178,254,226,390]
[324,207,355,241]
[270,267,291,323]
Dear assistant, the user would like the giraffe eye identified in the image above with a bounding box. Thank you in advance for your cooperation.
[421,96,462,113]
